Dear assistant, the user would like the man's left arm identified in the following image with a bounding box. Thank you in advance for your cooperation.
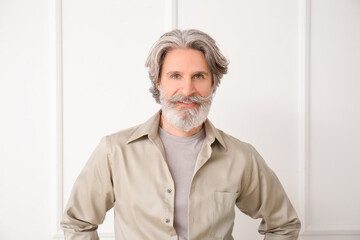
[236,144,301,240]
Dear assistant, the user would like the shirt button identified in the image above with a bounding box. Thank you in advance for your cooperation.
[167,188,172,193]
[165,218,170,223]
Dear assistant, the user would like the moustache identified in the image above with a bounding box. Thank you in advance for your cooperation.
[167,94,212,104]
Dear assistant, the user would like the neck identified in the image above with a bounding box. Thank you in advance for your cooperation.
[160,114,203,137]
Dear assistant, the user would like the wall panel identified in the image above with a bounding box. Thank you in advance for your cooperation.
[179,0,299,239]
[301,0,360,238]
[56,0,177,238]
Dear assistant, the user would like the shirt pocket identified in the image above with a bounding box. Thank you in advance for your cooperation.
[211,191,238,238]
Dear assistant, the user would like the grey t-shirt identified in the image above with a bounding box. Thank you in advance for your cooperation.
[158,127,206,240]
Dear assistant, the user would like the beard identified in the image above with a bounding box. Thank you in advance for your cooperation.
[159,86,213,132]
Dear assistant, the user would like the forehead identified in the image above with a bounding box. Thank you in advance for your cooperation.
[162,48,210,72]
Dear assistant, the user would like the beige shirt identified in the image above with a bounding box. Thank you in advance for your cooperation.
[61,111,301,240]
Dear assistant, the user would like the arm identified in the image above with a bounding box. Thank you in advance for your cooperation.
[60,137,115,240]
[236,145,301,240]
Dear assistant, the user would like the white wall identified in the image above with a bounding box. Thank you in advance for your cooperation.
[0,0,53,239]
[0,0,359,239]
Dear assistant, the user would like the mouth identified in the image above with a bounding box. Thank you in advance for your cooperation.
[177,101,197,108]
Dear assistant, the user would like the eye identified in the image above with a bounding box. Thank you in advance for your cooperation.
[194,74,204,79]
[171,74,181,79]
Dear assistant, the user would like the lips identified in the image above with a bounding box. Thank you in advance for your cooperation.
[180,100,193,104]
[177,101,197,108]
[165,93,212,108]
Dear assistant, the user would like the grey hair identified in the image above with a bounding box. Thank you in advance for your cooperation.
[145,29,229,103]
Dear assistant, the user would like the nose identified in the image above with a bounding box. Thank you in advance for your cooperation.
[180,77,195,97]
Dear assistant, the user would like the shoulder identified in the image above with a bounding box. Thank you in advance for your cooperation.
[216,128,270,174]
[213,127,266,170]
[99,111,160,155]
[103,123,143,149]
[216,128,255,155]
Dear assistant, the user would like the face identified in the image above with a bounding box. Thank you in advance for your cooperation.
[158,48,214,132]
[158,48,213,102]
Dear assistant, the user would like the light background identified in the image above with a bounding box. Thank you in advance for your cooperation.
[0,0,359,239]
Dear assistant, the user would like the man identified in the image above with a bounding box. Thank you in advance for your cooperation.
[61,29,301,240]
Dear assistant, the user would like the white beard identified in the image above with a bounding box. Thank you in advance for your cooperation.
[159,87,213,132]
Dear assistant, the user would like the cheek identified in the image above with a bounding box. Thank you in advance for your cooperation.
[161,82,180,96]
[198,82,213,96]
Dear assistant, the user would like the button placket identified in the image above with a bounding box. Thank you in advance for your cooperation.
[164,184,174,227]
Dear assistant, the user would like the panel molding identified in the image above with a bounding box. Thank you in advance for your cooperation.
[297,0,310,235]
[298,0,360,237]
[51,0,178,239]
[165,0,178,30]
[51,0,64,238]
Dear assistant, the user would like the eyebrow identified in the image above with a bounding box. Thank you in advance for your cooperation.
[166,71,181,77]
[166,71,210,76]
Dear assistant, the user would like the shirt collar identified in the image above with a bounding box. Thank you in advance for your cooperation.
[204,118,227,151]
[127,110,161,144]
[127,110,228,151]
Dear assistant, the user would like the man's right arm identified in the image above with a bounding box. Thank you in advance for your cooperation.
[236,144,301,239]
[61,137,115,240]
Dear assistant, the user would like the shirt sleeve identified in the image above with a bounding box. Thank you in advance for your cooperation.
[60,136,115,240]
[236,145,301,240]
